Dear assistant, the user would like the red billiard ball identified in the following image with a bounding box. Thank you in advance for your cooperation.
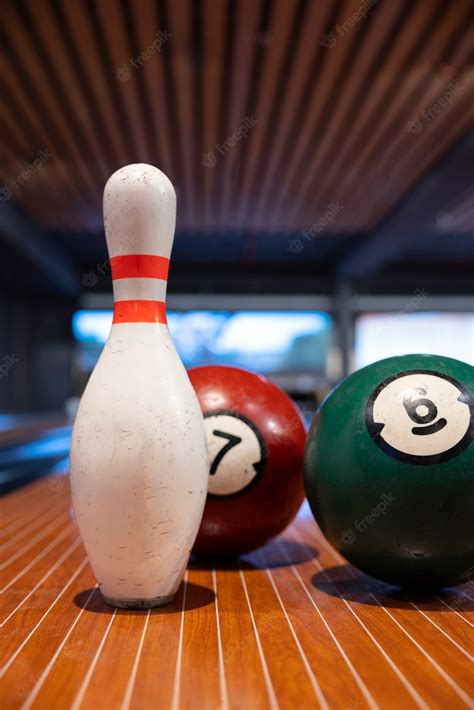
[188,365,306,556]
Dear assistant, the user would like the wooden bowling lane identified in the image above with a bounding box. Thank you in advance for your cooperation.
[1,478,473,710]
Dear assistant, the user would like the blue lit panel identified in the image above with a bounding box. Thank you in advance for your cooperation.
[73,310,333,374]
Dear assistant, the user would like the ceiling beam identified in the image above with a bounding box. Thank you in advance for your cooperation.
[338,130,474,279]
[0,203,78,295]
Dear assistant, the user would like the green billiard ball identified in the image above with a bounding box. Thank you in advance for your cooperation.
[304,354,473,588]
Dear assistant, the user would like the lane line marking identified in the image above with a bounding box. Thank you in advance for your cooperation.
[277,541,379,710]
[1,525,77,593]
[20,586,98,710]
[121,609,151,710]
[2,538,82,626]
[295,524,473,707]
[70,608,118,710]
[434,596,473,627]
[171,571,188,710]
[260,553,329,710]
[1,513,71,570]
[212,568,229,710]
[1,557,89,675]
[239,567,279,710]
[290,529,429,710]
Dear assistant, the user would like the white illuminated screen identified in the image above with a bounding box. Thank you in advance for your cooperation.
[355,312,474,368]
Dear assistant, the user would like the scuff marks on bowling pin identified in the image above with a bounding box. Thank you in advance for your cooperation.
[70,165,208,608]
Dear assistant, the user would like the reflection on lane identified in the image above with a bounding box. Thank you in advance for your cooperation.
[0,426,71,494]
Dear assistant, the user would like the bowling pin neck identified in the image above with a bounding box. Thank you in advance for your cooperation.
[103,164,176,327]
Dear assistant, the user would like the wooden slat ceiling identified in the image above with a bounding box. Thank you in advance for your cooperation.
[0,0,473,238]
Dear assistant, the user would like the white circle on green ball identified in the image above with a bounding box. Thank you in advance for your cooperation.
[372,373,471,457]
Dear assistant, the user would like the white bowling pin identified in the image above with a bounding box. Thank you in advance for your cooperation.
[70,164,208,608]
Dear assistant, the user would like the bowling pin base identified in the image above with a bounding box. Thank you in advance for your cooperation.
[102,592,176,609]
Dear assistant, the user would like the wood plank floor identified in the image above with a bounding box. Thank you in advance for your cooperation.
[1,476,473,709]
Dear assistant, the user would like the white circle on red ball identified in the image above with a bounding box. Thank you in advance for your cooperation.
[203,413,265,496]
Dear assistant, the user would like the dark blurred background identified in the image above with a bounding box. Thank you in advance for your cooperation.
[0,0,472,489]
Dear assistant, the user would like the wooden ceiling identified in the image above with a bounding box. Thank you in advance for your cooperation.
[0,0,473,243]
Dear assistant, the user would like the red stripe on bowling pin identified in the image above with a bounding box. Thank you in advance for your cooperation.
[111,255,170,281]
[113,300,167,324]
[111,254,168,324]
